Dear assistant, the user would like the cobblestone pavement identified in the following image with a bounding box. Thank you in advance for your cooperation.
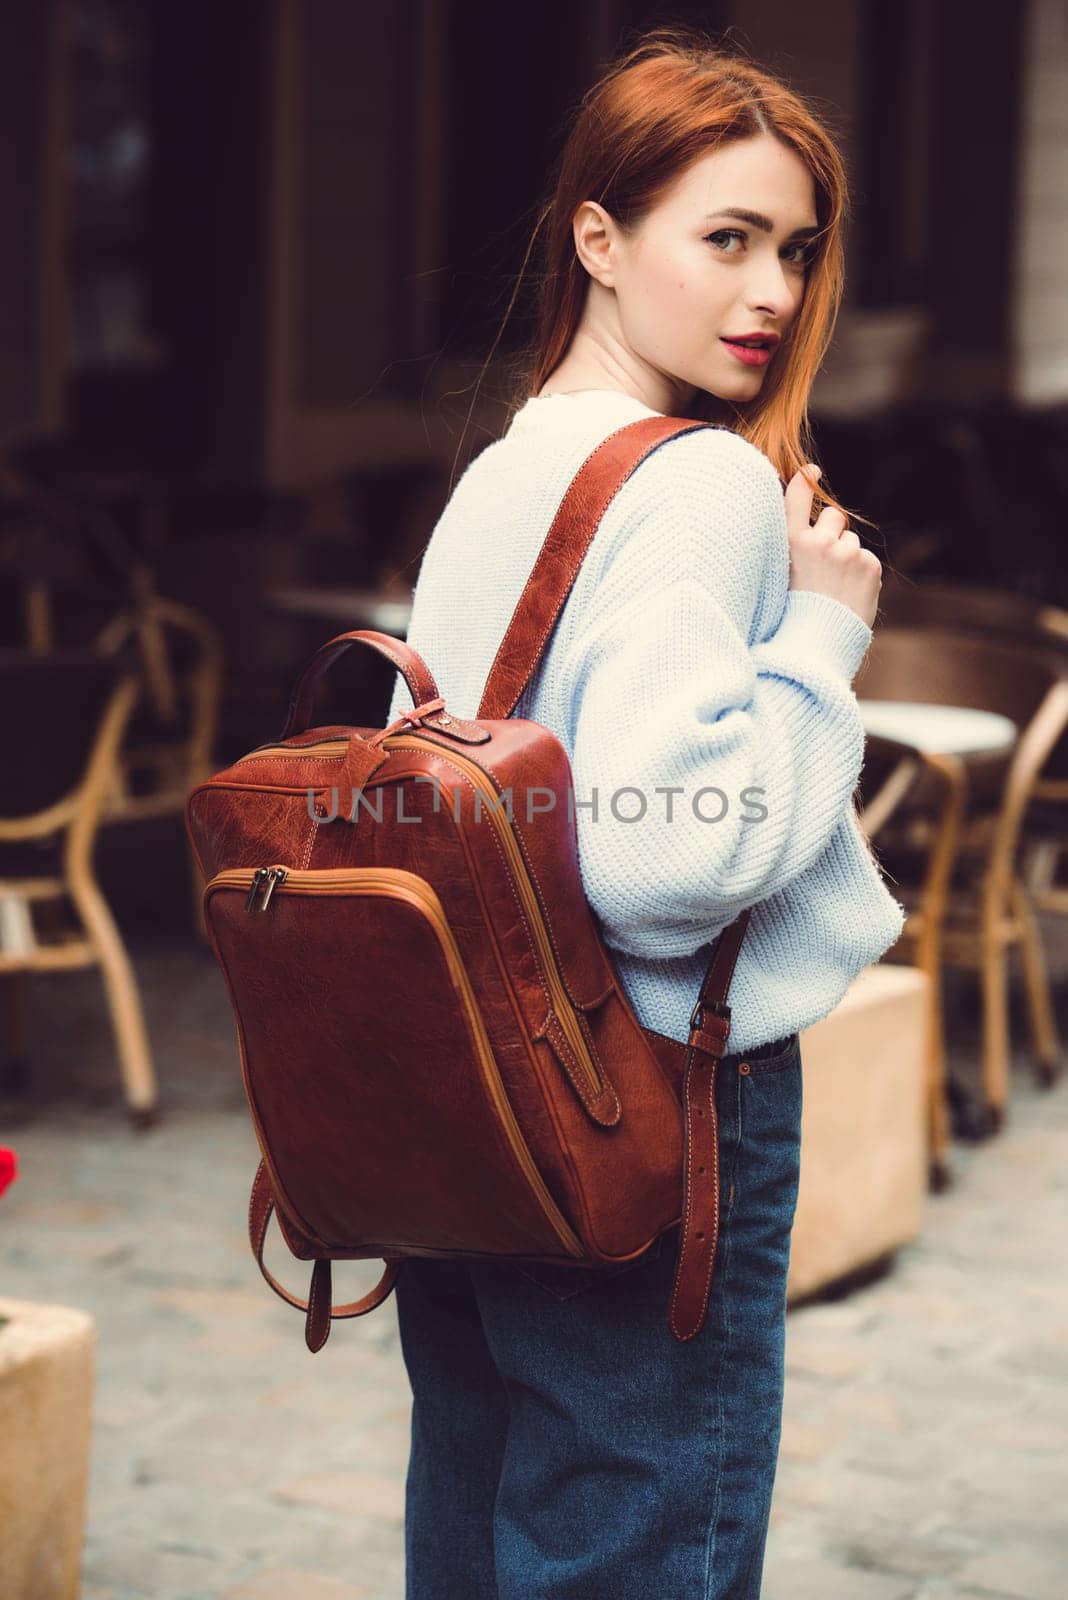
[1,925,1066,1600]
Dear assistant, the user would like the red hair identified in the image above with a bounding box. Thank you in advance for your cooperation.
[468,26,869,531]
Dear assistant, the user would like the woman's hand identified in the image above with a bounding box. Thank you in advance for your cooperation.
[784,465,882,630]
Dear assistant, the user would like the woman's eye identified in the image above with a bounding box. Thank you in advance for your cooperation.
[705,228,745,253]
[705,228,814,268]
[783,242,816,267]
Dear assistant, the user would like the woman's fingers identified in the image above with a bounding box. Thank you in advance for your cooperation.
[783,464,881,628]
[784,463,821,531]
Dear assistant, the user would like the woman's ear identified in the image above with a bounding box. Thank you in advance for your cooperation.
[572,200,617,288]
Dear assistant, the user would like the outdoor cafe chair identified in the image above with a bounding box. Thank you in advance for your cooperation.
[854,625,1068,1135]
[93,565,223,935]
[856,731,969,1187]
[0,651,158,1124]
[0,477,223,938]
[879,577,1068,944]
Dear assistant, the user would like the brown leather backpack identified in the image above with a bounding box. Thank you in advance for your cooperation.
[185,415,750,1352]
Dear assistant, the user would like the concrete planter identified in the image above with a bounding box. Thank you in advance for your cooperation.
[0,1298,96,1600]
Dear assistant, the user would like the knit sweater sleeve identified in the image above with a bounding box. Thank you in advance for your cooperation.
[562,426,875,960]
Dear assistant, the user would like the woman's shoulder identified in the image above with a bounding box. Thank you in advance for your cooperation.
[599,420,787,571]
[555,421,787,643]
[643,421,785,503]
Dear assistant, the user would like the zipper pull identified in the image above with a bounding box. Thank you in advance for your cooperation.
[258,866,288,911]
[244,868,269,914]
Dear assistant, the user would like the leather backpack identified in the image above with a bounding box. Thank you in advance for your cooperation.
[185,415,750,1353]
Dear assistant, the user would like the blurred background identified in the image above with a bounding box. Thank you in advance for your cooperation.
[2,3,1067,1598]
[4,0,1068,764]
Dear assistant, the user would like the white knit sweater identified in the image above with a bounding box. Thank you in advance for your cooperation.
[387,388,907,1052]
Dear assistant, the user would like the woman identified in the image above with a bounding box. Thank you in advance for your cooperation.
[385,28,906,1600]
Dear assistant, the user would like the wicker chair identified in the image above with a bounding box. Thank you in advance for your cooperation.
[0,501,222,937]
[879,578,1068,940]
[855,625,1068,1135]
[0,652,158,1124]
[93,566,223,939]
[856,732,968,1186]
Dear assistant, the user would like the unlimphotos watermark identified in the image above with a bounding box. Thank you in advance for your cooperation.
[307,778,768,826]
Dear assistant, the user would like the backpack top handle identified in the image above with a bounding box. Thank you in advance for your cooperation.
[280,628,441,740]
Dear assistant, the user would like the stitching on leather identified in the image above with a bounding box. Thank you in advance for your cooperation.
[669,1042,698,1336]
[443,788,591,1167]
[575,1007,614,1084]
[389,752,555,1016]
[544,1012,617,1120]
[382,763,612,1183]
[508,801,616,1013]
[481,420,709,717]
[254,1194,305,1314]
[249,1165,263,1248]
[504,423,703,704]
[242,751,349,768]
[696,1068,721,1326]
[438,788,610,1231]
[406,727,616,1018]
[373,639,434,701]
[308,1266,328,1351]
[298,812,317,871]
[290,636,436,738]
[477,431,610,716]
[489,429,673,713]
[334,639,431,708]
[669,1047,720,1340]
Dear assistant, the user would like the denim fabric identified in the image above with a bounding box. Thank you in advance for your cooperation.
[394,1030,803,1600]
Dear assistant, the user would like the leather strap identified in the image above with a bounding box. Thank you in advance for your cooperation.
[248,1160,404,1353]
[477,415,710,720]
[473,411,754,1339]
[281,629,441,740]
[669,907,751,1341]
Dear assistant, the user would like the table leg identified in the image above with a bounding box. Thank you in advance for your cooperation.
[915,753,966,1186]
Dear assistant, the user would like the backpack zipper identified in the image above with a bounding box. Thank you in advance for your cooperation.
[229,730,605,1101]
[237,739,349,760]
[244,866,288,912]
[205,864,585,1258]
[381,734,605,1102]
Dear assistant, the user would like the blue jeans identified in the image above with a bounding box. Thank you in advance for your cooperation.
[394,1030,803,1600]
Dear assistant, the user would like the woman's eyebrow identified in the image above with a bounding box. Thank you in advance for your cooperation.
[703,207,820,238]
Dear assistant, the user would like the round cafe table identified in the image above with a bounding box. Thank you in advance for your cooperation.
[856,699,1018,1186]
[858,700,1017,758]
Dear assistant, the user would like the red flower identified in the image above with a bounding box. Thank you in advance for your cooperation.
[0,1147,17,1197]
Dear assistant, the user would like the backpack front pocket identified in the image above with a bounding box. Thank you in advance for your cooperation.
[203,865,584,1261]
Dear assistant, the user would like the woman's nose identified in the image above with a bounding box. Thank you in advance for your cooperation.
[746,259,796,318]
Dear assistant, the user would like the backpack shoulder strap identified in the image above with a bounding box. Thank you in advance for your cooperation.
[476,414,709,721]
[474,412,763,1343]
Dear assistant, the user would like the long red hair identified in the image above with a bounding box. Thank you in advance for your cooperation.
[467,26,867,530]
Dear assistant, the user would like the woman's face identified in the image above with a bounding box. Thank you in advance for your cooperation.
[574,134,820,415]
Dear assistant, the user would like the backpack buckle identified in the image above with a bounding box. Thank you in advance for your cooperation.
[689,997,731,1032]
